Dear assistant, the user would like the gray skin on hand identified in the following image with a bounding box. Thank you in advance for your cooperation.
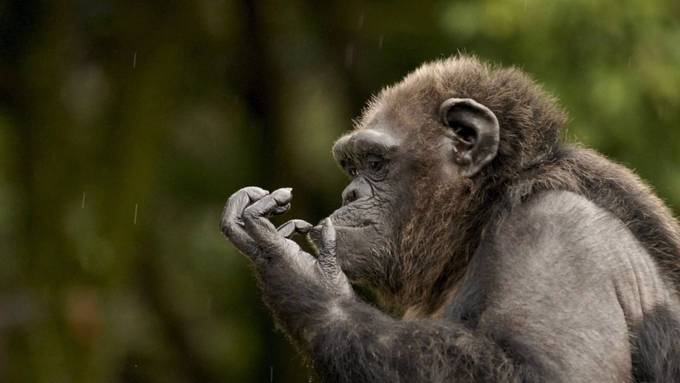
[220,187,353,302]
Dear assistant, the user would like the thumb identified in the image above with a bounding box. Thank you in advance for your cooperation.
[317,218,339,275]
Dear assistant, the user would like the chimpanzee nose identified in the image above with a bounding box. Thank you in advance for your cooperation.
[341,178,372,205]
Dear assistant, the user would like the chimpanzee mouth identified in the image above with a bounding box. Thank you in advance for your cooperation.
[318,218,375,229]
[307,218,376,246]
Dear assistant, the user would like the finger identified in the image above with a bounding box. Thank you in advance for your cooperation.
[220,186,269,235]
[243,188,292,222]
[243,188,293,248]
[220,187,269,257]
[317,218,339,275]
[278,219,313,238]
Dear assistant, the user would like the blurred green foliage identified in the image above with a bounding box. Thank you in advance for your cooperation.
[0,0,678,382]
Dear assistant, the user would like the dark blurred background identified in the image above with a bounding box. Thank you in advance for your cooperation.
[0,0,678,382]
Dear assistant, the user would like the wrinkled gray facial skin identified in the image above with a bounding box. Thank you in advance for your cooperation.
[308,97,500,295]
[308,128,411,287]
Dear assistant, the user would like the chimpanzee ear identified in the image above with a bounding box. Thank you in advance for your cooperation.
[439,98,500,177]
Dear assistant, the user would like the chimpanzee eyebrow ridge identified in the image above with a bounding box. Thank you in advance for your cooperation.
[332,129,400,162]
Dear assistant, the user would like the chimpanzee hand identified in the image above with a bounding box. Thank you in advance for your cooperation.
[220,187,353,300]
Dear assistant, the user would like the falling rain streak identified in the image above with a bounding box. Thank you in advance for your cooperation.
[345,44,354,68]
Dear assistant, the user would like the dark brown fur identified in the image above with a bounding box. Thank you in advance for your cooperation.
[224,55,680,382]
[357,56,680,318]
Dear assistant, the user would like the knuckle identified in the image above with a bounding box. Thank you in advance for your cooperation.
[226,192,241,204]
[242,188,258,199]
[244,186,267,198]
[242,206,258,220]
[229,186,259,202]
[220,221,234,237]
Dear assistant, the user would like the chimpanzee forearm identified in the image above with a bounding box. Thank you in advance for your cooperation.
[256,259,342,343]
[257,269,530,383]
[305,300,530,383]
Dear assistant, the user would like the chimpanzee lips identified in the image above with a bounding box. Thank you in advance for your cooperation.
[307,218,375,249]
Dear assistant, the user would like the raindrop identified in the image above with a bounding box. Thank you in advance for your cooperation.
[345,44,354,68]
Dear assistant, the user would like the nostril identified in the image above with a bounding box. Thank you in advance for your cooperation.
[342,189,358,205]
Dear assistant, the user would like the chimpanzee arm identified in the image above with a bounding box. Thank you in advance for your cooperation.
[223,188,635,382]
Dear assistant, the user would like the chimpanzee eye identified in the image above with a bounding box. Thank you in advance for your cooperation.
[366,155,387,175]
[340,159,357,177]
[368,159,384,172]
